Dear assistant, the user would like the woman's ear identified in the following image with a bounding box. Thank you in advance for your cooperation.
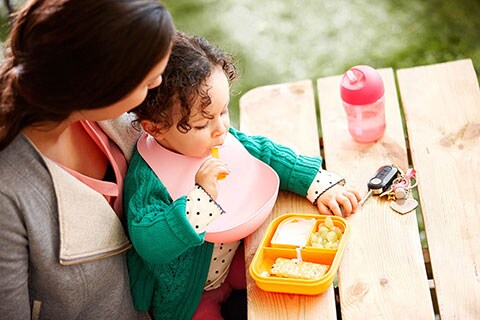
[140,120,163,138]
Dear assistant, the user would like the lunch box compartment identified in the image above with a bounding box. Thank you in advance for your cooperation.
[249,213,350,295]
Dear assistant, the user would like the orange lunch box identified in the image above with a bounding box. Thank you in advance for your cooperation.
[249,213,350,295]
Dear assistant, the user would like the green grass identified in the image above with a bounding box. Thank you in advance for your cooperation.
[0,8,10,42]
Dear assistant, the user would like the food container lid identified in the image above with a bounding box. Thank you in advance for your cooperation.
[340,65,384,105]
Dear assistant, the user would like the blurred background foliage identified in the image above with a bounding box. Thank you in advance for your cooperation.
[1,0,479,128]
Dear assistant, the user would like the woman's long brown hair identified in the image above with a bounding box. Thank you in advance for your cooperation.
[0,0,175,150]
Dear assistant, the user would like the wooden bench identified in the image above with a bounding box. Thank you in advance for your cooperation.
[239,59,480,319]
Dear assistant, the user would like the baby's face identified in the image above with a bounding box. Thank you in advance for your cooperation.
[156,66,231,158]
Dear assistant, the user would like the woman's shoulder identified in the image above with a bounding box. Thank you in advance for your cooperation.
[97,113,143,162]
[0,134,53,198]
[1,133,35,157]
[0,134,45,174]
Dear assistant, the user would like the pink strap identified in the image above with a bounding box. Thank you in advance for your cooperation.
[55,121,127,215]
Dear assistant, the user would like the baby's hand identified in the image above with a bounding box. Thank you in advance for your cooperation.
[316,184,361,217]
[195,158,230,200]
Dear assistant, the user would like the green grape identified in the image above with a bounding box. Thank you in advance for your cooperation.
[333,226,342,237]
[320,229,328,239]
[310,217,344,249]
[319,226,329,234]
[325,216,334,229]
[312,242,323,248]
[326,231,338,243]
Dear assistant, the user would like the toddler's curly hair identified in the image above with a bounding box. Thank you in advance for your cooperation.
[133,31,238,134]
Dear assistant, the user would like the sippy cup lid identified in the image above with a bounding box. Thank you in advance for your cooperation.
[340,65,384,105]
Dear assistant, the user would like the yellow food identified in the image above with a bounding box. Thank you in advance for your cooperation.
[211,147,226,180]
[270,257,329,280]
[211,147,220,158]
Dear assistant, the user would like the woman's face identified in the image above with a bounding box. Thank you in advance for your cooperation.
[78,51,171,121]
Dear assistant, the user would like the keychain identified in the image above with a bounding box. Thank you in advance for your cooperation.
[361,164,419,215]
[389,168,419,214]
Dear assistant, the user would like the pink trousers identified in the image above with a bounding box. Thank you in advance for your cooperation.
[192,243,246,320]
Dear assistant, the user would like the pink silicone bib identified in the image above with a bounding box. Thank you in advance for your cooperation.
[137,133,279,243]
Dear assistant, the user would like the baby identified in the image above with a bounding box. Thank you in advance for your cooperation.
[124,31,360,319]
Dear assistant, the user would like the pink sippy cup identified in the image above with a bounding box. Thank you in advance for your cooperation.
[340,65,386,143]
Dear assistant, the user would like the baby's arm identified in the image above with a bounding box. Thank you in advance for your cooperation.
[183,184,224,234]
[228,127,360,217]
[127,188,223,265]
[124,154,224,265]
[184,157,232,233]
[127,197,204,264]
[194,157,230,200]
[306,169,361,216]
[228,127,320,195]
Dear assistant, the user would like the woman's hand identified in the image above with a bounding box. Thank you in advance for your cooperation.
[316,184,361,217]
[195,158,230,200]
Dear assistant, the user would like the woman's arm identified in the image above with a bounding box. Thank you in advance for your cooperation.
[0,193,30,319]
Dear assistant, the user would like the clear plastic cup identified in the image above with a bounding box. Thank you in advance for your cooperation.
[340,65,386,143]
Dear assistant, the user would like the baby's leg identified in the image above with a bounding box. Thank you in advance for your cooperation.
[192,243,246,319]
[225,242,246,290]
[192,283,231,320]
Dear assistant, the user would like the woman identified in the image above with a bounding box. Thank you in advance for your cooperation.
[0,0,174,318]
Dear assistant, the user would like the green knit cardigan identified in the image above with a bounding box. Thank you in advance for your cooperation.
[124,127,322,319]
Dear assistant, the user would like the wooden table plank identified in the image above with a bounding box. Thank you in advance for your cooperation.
[317,68,435,319]
[239,80,338,319]
[397,59,480,319]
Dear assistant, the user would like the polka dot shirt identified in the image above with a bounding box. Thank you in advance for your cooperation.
[306,169,345,205]
[185,185,240,290]
[204,241,240,290]
[185,185,224,234]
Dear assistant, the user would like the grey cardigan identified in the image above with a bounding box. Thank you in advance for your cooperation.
[0,134,138,319]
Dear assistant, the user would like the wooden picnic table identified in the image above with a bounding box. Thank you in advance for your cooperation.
[239,59,480,319]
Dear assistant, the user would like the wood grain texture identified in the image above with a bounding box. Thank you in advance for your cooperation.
[239,80,337,319]
[317,69,434,319]
[397,59,480,319]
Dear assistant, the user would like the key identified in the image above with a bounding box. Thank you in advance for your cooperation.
[359,190,373,206]
[360,165,400,206]
[367,165,399,195]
